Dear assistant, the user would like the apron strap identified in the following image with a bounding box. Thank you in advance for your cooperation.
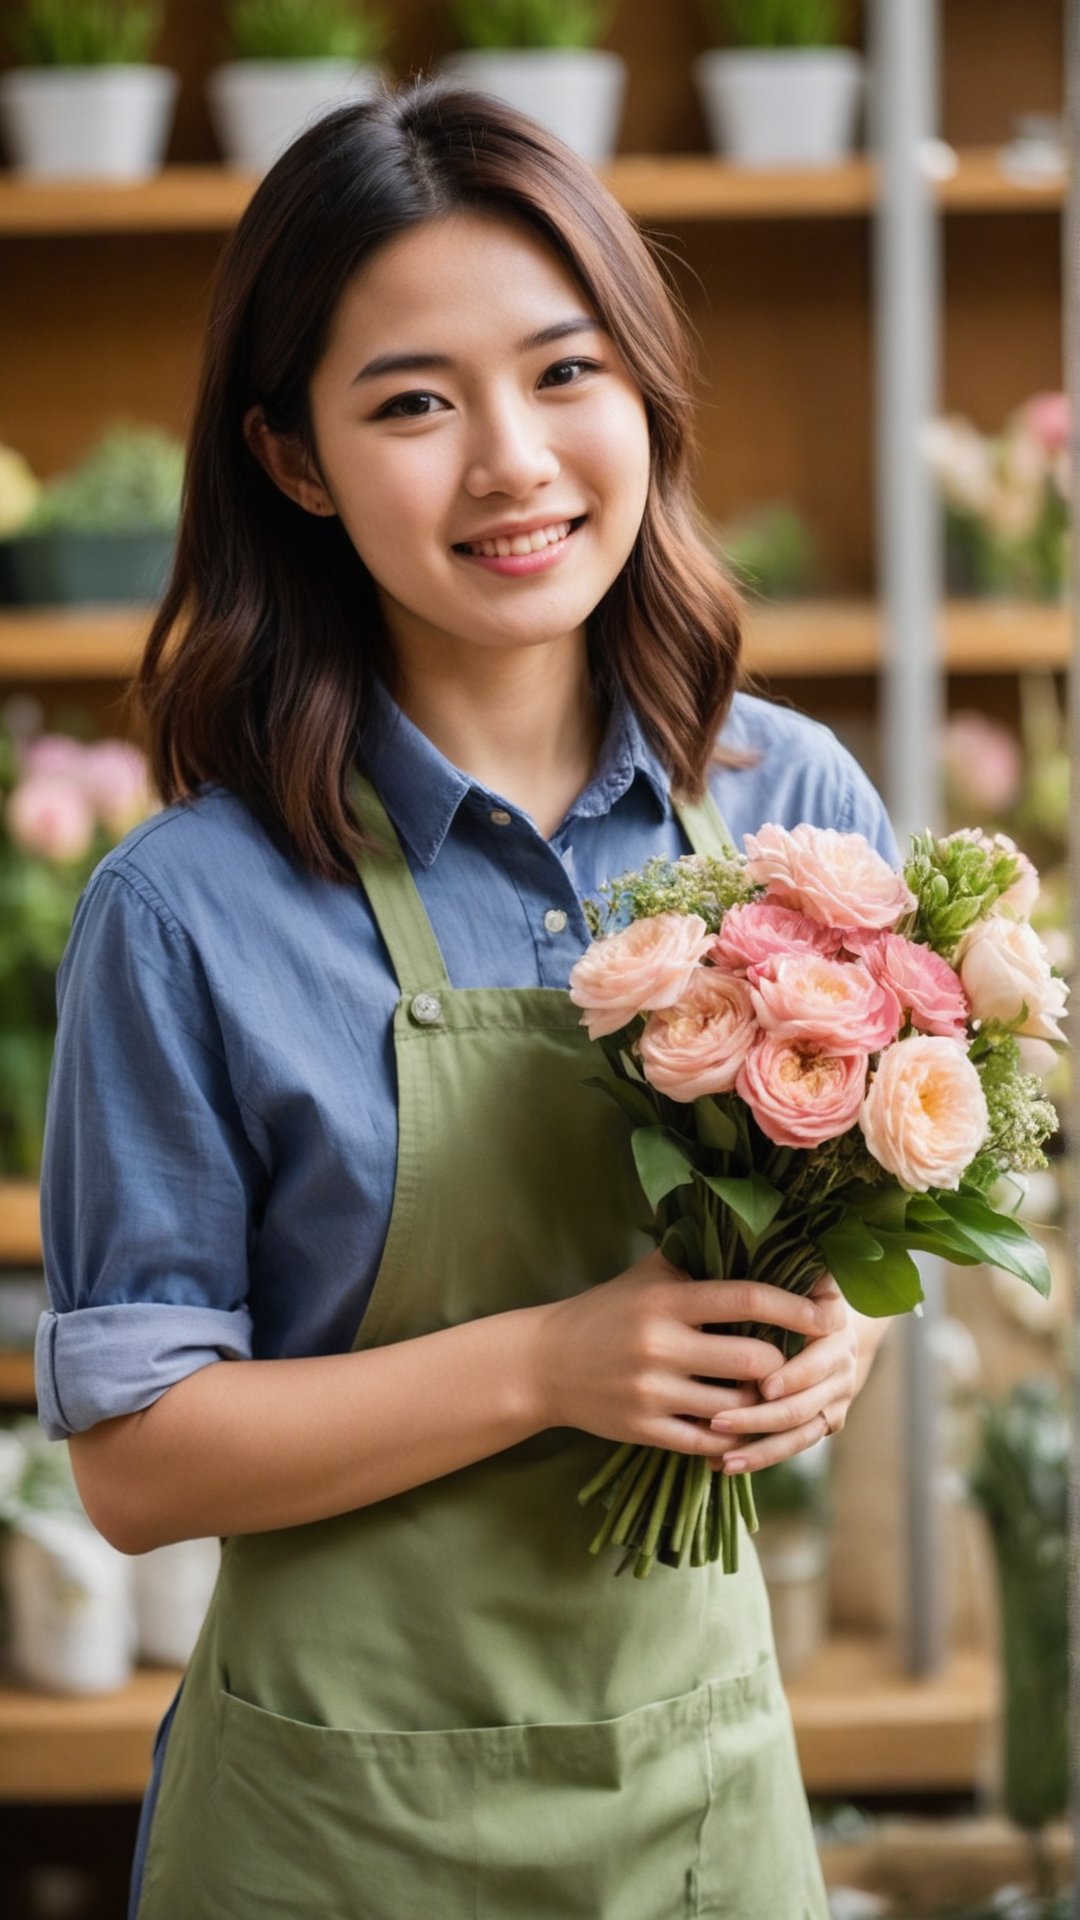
[673,787,739,859]
[349,767,452,995]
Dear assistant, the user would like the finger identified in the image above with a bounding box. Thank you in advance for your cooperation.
[709,1382,839,1435]
[652,1416,764,1459]
[717,1410,838,1474]
[682,1333,789,1386]
[668,1278,830,1340]
[676,1379,765,1422]
[806,1270,850,1333]
[756,1331,853,1405]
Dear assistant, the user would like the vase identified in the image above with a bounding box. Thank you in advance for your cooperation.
[206,60,385,175]
[693,48,864,168]
[435,50,627,165]
[0,66,178,181]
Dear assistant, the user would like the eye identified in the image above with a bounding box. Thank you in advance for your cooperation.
[375,390,447,420]
[540,357,602,388]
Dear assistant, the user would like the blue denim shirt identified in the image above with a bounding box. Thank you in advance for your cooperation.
[35,680,901,1441]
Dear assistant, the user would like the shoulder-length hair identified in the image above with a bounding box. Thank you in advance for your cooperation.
[134,73,752,882]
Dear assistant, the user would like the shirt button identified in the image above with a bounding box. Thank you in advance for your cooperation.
[490,808,512,826]
[544,909,568,934]
[409,992,443,1026]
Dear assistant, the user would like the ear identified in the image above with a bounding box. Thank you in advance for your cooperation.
[242,405,336,517]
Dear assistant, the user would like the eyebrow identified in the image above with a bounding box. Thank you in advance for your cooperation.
[351,316,607,386]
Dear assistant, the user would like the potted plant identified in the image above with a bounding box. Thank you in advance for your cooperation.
[206,0,390,177]
[0,707,157,1177]
[437,1,626,167]
[693,0,864,169]
[5,420,184,606]
[0,0,179,181]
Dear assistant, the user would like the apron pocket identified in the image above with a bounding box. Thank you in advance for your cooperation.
[695,1658,829,1920]
[210,1676,722,1920]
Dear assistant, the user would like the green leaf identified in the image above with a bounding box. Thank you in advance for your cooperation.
[631,1128,695,1211]
[817,1216,924,1317]
[856,1185,911,1233]
[699,1171,784,1244]
[693,1096,737,1153]
[702,1207,724,1278]
[927,1190,1052,1298]
[580,1074,657,1129]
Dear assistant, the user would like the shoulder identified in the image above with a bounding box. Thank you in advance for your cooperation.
[709,691,902,865]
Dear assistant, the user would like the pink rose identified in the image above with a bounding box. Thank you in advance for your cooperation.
[568,911,713,1041]
[748,952,902,1054]
[736,1033,868,1150]
[859,1036,989,1191]
[1019,390,1070,457]
[7,774,95,862]
[80,740,152,834]
[18,734,88,783]
[743,823,916,932]
[955,916,1068,1045]
[637,969,756,1101]
[943,711,1023,815]
[846,931,969,1040]
[709,900,840,973]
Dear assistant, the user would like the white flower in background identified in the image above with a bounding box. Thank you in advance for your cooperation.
[920,416,994,514]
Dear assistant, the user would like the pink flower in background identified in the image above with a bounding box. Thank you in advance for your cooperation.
[637,969,756,1101]
[748,952,903,1054]
[736,1034,868,1150]
[18,734,88,783]
[955,916,1068,1045]
[859,1036,989,1191]
[743,823,916,932]
[942,711,1023,816]
[568,911,712,1040]
[709,899,840,973]
[850,931,970,1040]
[80,740,152,834]
[7,774,95,862]
[1019,390,1070,458]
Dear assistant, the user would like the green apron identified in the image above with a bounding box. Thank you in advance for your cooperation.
[135,768,829,1920]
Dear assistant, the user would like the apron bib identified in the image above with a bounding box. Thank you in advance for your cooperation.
[135,770,829,1920]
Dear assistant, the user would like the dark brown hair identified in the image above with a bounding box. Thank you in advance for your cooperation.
[133,73,752,882]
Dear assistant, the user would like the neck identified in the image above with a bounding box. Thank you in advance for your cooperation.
[392,639,607,841]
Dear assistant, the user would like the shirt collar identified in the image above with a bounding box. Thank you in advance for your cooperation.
[357,673,672,869]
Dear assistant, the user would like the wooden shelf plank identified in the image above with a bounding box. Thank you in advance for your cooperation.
[0,150,1065,236]
[0,1182,41,1263]
[0,1634,995,1802]
[0,600,1067,687]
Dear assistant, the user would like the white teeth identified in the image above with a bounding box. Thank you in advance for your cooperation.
[466,520,572,558]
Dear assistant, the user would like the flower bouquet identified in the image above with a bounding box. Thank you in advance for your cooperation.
[568,822,1064,1579]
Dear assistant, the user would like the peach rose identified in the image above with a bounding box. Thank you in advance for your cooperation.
[709,900,840,973]
[743,823,916,932]
[859,1036,989,1191]
[7,774,95,862]
[637,968,757,1101]
[748,952,902,1054]
[955,916,1068,1045]
[736,1033,868,1150]
[844,931,969,1040]
[569,911,713,1041]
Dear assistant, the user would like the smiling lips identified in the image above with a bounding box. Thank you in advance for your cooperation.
[452,515,586,575]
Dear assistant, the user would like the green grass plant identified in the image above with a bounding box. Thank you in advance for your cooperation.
[7,0,163,66]
[225,0,388,63]
[701,0,855,49]
[450,0,616,52]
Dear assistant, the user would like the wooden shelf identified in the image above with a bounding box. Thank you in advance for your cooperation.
[0,599,1067,687]
[0,1632,995,1801]
[0,148,1065,235]
[0,1350,35,1404]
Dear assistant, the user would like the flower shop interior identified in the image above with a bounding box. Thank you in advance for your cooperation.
[0,2,1073,1917]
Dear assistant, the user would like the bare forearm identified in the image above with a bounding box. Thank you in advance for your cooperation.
[71,1306,549,1554]
[852,1309,892,1398]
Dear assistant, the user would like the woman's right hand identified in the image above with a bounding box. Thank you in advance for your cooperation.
[531,1249,831,1459]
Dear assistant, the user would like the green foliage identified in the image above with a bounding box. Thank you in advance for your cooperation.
[8,0,162,65]
[711,502,819,601]
[450,0,616,51]
[901,827,1022,958]
[701,0,855,50]
[25,422,184,535]
[968,1029,1059,1181]
[224,0,387,61]
[582,851,757,938]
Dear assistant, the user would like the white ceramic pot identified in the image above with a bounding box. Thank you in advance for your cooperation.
[4,1514,136,1694]
[0,66,179,181]
[206,60,385,175]
[435,50,626,166]
[693,48,864,168]
[133,1537,221,1666]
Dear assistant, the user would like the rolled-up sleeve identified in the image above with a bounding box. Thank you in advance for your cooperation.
[36,863,265,1440]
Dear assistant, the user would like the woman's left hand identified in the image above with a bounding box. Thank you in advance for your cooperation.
[706,1270,859,1474]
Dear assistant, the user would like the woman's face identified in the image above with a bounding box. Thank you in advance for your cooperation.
[304,211,652,676]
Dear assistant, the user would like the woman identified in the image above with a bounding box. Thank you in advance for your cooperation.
[36,76,896,1919]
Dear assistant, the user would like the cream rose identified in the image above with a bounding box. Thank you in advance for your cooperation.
[859,1036,989,1191]
[743,823,916,932]
[955,916,1068,1045]
[568,912,713,1041]
[637,969,757,1101]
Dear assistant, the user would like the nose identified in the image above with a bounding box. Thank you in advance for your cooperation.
[462,389,560,500]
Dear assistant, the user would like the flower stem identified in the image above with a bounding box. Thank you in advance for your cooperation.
[735,1470,759,1534]
[577,1441,635,1509]
[611,1447,664,1546]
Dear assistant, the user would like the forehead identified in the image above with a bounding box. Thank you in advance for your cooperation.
[327,211,594,353]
